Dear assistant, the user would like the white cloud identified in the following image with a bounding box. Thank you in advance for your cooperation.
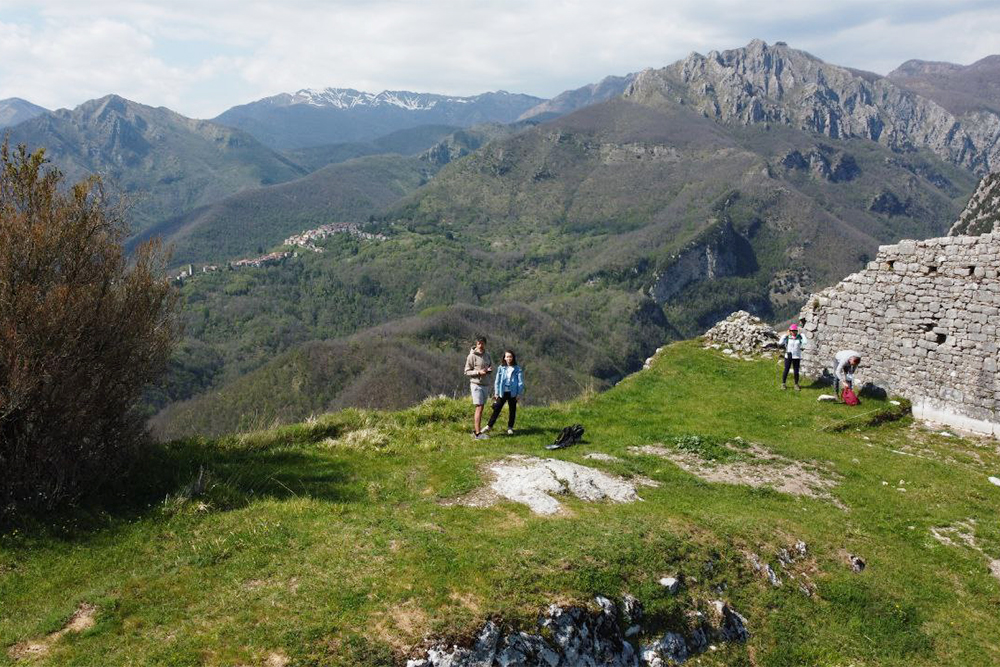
[0,0,997,118]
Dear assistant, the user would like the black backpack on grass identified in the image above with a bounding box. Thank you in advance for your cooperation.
[546,424,584,450]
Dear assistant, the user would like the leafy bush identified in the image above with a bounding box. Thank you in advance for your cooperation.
[0,143,177,513]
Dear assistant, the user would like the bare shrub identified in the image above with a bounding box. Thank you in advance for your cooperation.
[0,142,177,513]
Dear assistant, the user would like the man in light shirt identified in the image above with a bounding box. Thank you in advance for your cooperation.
[464,336,493,439]
[834,349,862,400]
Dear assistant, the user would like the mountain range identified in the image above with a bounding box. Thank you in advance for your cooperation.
[212,88,544,149]
[147,40,988,438]
[2,39,996,438]
[4,95,305,233]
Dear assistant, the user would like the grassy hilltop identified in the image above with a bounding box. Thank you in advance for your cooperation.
[3,342,1000,666]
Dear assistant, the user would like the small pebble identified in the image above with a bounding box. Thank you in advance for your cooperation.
[659,576,680,593]
[890,400,901,406]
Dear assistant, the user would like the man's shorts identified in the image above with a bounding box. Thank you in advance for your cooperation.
[470,383,489,406]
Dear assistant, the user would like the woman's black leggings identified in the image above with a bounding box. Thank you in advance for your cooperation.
[782,356,800,384]
[488,392,517,429]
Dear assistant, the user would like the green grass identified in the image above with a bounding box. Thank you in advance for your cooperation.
[3,342,1000,666]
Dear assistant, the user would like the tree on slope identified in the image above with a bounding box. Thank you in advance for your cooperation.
[0,141,177,513]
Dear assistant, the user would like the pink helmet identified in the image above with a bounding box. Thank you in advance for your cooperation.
[789,323,798,331]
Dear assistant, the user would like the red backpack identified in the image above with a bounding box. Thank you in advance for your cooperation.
[842,386,860,406]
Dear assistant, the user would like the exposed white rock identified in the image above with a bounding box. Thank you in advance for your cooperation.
[658,577,680,593]
[453,455,646,515]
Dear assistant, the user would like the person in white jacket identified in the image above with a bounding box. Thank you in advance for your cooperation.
[834,350,862,400]
[778,323,808,390]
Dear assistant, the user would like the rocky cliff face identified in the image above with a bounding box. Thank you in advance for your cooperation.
[950,172,1000,236]
[648,220,757,304]
[624,40,1000,174]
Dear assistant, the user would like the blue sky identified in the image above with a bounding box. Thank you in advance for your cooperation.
[1,0,999,118]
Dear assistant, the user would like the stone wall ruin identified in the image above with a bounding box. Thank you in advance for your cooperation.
[798,233,1000,436]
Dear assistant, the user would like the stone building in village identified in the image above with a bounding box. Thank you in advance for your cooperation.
[798,175,1000,436]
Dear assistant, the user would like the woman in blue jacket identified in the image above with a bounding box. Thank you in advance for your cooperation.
[483,349,524,435]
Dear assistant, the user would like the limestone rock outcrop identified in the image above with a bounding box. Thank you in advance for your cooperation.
[625,39,1000,173]
[407,596,749,667]
[950,172,1000,236]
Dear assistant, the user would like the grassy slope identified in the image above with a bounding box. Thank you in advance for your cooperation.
[3,342,1000,666]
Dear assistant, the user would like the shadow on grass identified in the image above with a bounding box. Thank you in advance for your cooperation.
[2,428,362,539]
[513,426,563,438]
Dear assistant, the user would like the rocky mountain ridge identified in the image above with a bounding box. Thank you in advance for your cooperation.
[518,73,637,121]
[254,87,534,112]
[0,97,48,128]
[5,94,304,232]
[950,171,1000,235]
[624,39,1000,173]
[888,55,1000,116]
[213,87,543,149]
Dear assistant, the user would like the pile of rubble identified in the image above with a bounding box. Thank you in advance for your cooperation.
[702,311,780,356]
[406,595,749,666]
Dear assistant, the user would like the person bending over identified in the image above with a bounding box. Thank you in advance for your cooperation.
[834,349,862,400]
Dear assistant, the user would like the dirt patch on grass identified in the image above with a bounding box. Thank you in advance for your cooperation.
[630,441,843,508]
[447,455,652,516]
[8,603,97,660]
[931,519,1000,581]
[264,651,290,667]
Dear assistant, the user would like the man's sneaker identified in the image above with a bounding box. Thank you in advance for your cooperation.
[794,384,801,391]
[781,384,787,390]
[476,432,490,440]
[482,425,491,433]
[507,428,514,435]
[472,431,479,439]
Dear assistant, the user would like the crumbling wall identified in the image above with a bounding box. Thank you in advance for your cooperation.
[798,233,1000,436]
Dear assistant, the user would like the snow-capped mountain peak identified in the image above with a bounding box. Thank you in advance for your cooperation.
[289,88,485,110]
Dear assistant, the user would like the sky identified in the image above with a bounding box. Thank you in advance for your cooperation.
[1,1,999,119]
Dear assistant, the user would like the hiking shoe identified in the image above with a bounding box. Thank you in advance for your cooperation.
[507,428,514,435]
